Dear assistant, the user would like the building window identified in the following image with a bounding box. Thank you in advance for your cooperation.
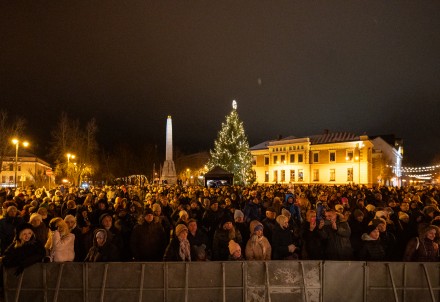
[346,150,354,161]
[1,176,5,183]
[9,176,13,182]
[313,152,319,163]
[330,169,335,181]
[347,168,353,181]
[281,170,285,182]
[329,151,336,163]
[273,170,278,182]
[290,154,295,163]
[264,156,269,165]
[265,171,269,182]
[252,156,257,166]
[298,154,304,163]
[281,155,286,164]
[298,169,304,182]
[290,170,295,182]
[9,164,13,171]
[273,155,278,164]
[18,165,21,172]
[313,169,319,181]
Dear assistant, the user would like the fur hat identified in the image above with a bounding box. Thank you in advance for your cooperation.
[335,204,344,212]
[228,240,241,255]
[398,211,409,221]
[281,208,291,218]
[15,222,34,240]
[175,224,188,237]
[179,210,188,218]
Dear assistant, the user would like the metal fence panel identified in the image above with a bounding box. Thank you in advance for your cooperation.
[323,261,364,302]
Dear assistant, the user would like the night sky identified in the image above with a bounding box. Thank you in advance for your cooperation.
[1,2,440,166]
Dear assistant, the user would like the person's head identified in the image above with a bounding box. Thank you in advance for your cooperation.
[29,213,43,228]
[398,211,410,224]
[152,203,161,216]
[306,209,316,222]
[16,223,35,244]
[353,209,364,222]
[325,210,337,222]
[400,202,410,212]
[276,214,289,229]
[266,207,276,220]
[367,225,380,240]
[95,229,107,247]
[222,216,234,231]
[99,213,113,230]
[49,217,70,236]
[371,218,387,233]
[250,220,264,238]
[234,210,244,223]
[188,219,198,234]
[64,215,77,230]
[175,224,188,240]
[228,240,241,259]
[6,206,18,217]
[179,210,189,221]
[210,201,219,211]
[143,208,154,223]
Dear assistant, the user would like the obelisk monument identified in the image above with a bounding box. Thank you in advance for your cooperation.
[160,116,177,184]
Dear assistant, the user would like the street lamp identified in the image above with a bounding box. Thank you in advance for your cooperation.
[356,142,364,185]
[66,153,76,180]
[11,138,29,189]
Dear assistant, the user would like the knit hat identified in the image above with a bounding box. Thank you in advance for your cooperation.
[143,207,153,215]
[234,210,244,219]
[221,215,234,226]
[175,224,188,237]
[15,222,34,240]
[179,210,188,218]
[370,218,386,228]
[228,240,241,255]
[335,204,344,212]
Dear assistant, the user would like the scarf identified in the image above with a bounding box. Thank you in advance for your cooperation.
[178,238,191,261]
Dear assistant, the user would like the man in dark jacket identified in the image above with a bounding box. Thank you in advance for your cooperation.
[130,208,167,261]
[319,209,353,260]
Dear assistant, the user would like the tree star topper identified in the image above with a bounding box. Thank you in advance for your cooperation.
[232,100,237,110]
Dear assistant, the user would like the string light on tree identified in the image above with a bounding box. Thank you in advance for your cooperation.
[207,100,256,185]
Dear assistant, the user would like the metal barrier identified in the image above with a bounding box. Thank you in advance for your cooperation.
[2,261,440,302]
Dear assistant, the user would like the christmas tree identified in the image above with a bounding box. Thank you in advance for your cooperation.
[208,100,256,185]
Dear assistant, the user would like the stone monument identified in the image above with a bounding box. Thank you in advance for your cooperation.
[160,115,177,184]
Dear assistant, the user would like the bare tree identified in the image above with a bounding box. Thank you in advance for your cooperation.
[0,110,26,173]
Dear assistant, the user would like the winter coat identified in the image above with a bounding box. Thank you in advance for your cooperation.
[301,221,324,260]
[319,220,353,260]
[2,237,45,274]
[130,220,167,261]
[212,227,242,261]
[272,224,298,260]
[358,233,386,261]
[403,237,439,262]
[245,234,271,260]
[48,230,75,262]
[85,229,120,262]
[163,236,191,262]
[0,215,24,254]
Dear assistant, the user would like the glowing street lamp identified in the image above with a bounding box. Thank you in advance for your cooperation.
[11,138,29,189]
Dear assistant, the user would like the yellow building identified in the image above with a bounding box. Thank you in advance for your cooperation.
[250,132,403,187]
[1,149,53,188]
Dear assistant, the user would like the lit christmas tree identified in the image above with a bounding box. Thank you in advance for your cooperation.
[208,100,256,185]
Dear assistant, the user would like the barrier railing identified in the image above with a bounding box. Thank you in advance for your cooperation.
[2,261,440,302]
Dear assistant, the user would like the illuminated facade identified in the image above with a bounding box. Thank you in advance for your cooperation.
[0,149,52,188]
[250,132,403,187]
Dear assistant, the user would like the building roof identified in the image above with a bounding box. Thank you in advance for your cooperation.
[250,132,360,150]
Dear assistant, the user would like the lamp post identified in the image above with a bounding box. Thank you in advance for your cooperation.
[66,153,75,182]
[11,138,29,189]
[356,142,364,185]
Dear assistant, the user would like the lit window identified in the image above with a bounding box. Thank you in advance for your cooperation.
[329,151,336,162]
[330,169,335,181]
[298,169,304,182]
[313,169,319,181]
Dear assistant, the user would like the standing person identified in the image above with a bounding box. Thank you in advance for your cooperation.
[319,209,353,260]
[28,213,48,246]
[163,224,191,261]
[45,218,75,262]
[272,214,300,260]
[130,208,167,261]
[403,224,440,262]
[84,228,120,262]
[301,210,324,260]
[245,220,271,260]
[187,219,209,261]
[0,223,45,276]
[358,225,386,261]
[212,216,242,261]
[64,215,86,262]
[0,206,24,255]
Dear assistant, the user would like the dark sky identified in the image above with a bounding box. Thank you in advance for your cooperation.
[1,1,440,165]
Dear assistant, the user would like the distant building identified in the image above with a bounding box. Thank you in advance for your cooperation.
[250,132,403,187]
[0,149,52,188]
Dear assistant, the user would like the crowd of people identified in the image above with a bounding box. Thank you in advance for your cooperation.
[0,182,439,275]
